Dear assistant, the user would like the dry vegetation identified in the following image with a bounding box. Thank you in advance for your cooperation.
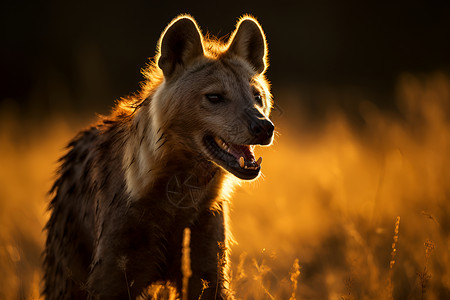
[0,73,449,299]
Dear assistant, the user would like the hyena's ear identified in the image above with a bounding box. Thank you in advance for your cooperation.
[227,16,268,74]
[158,16,204,78]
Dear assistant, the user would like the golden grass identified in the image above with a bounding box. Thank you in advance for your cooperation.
[0,73,449,299]
[387,216,400,300]
[229,72,450,299]
[289,259,300,300]
[182,228,192,300]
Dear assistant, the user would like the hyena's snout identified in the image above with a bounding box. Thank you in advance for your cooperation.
[245,108,274,145]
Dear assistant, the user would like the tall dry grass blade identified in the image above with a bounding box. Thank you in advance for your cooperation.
[181,228,192,300]
[387,216,400,300]
[117,256,132,300]
[341,276,354,300]
[199,279,210,299]
[215,241,230,300]
[417,239,435,300]
[289,258,300,300]
[252,258,275,300]
[236,252,247,281]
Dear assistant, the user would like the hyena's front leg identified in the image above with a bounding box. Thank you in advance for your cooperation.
[87,218,162,299]
[87,254,133,300]
[184,205,235,300]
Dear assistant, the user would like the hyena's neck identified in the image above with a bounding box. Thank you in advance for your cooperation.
[121,98,226,201]
[122,99,165,199]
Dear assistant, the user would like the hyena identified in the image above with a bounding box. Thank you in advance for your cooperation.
[44,15,274,299]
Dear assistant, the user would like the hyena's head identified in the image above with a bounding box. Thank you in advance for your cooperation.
[153,15,274,180]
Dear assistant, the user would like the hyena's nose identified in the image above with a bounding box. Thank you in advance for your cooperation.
[249,118,274,145]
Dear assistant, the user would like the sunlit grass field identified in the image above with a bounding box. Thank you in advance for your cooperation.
[0,73,449,299]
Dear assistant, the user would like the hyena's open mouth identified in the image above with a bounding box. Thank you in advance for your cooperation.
[203,135,262,180]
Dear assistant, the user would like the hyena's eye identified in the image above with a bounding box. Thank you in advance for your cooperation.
[254,93,263,106]
[206,94,224,104]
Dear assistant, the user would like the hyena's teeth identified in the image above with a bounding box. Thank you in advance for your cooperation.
[214,136,229,151]
[214,136,221,146]
[239,156,245,168]
[256,157,263,166]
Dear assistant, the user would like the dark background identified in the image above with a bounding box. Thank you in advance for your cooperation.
[1,0,450,119]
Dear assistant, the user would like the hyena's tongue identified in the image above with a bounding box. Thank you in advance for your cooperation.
[228,144,261,170]
[214,137,262,170]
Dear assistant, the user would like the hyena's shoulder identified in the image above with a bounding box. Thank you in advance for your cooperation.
[51,119,128,198]
[51,126,99,199]
[51,118,132,219]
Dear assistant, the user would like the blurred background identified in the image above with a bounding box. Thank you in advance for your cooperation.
[1,0,449,299]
